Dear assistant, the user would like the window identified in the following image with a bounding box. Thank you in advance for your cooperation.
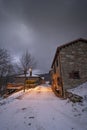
[53,64,56,74]
[54,65,56,73]
[56,59,58,67]
[69,71,80,79]
[57,77,62,86]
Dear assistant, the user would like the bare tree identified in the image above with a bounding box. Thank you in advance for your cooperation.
[0,48,15,95]
[0,48,10,77]
[19,51,36,91]
[0,48,16,77]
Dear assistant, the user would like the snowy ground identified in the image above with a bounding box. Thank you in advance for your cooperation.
[0,84,87,130]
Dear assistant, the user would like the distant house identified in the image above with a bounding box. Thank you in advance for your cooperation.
[7,74,43,91]
[50,38,87,97]
[15,74,43,85]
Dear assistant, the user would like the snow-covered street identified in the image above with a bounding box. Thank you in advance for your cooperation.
[0,84,87,130]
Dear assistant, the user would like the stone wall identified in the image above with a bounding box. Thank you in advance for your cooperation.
[60,41,87,89]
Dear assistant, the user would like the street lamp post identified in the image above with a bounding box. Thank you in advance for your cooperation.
[29,67,32,76]
[24,70,27,92]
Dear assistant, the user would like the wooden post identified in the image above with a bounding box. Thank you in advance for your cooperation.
[24,70,26,92]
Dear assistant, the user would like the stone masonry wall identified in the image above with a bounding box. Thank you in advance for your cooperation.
[60,41,87,90]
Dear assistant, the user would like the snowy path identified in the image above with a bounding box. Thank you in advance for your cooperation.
[0,85,87,130]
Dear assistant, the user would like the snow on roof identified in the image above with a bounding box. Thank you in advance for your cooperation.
[16,73,39,78]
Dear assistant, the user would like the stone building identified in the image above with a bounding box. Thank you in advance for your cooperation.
[51,38,87,97]
[14,74,43,86]
[7,74,43,91]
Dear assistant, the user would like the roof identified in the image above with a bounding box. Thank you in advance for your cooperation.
[51,38,87,68]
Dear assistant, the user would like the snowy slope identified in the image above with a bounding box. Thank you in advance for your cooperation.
[0,84,87,130]
[68,82,87,99]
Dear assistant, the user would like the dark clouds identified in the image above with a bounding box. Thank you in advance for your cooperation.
[0,0,87,73]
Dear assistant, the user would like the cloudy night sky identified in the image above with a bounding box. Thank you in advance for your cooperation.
[0,0,87,73]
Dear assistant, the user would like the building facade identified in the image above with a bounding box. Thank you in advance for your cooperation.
[51,38,87,97]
